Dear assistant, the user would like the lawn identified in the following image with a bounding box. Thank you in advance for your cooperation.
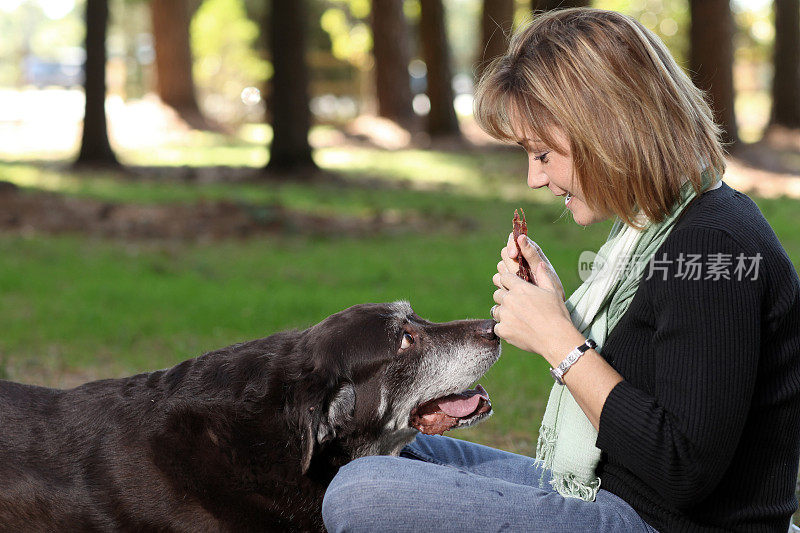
[2,144,800,463]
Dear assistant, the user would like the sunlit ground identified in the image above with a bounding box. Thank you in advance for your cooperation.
[1,88,798,202]
[0,86,777,157]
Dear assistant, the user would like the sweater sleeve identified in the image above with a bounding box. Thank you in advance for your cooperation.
[595,227,763,508]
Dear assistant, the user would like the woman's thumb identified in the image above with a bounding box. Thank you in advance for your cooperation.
[518,235,540,267]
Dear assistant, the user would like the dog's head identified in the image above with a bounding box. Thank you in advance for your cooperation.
[291,301,501,473]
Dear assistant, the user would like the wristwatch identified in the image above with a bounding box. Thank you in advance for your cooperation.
[550,338,597,385]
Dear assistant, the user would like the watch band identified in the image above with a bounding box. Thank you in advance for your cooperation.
[550,338,597,385]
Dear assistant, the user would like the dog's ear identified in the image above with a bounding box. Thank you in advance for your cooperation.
[299,381,356,474]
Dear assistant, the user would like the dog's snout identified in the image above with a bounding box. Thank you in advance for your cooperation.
[477,320,498,341]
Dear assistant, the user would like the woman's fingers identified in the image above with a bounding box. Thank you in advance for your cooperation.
[492,272,505,289]
[507,233,517,259]
[500,246,518,276]
[517,235,544,271]
[506,234,545,283]
[499,271,527,292]
[496,259,512,277]
[492,288,505,305]
[516,236,566,300]
[493,267,522,292]
[503,233,520,274]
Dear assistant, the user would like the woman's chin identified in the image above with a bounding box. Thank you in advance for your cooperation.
[571,214,592,226]
[568,203,607,226]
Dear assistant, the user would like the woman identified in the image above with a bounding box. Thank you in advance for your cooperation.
[322,8,800,532]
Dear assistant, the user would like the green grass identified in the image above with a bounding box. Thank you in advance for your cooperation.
[1,149,799,462]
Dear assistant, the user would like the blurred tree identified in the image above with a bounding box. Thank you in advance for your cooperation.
[150,0,211,130]
[371,0,414,126]
[318,1,372,67]
[192,0,268,124]
[420,0,460,136]
[770,0,800,129]
[76,0,119,168]
[477,0,514,80]
[249,0,368,122]
[690,0,739,147]
[266,0,316,171]
[531,0,589,11]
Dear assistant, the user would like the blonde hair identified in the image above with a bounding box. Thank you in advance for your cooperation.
[474,8,726,227]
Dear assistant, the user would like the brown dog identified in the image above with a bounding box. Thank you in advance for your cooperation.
[0,302,500,532]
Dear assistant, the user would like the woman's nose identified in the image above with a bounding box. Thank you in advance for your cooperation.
[527,160,548,189]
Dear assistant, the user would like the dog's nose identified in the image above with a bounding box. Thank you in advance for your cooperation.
[477,320,498,341]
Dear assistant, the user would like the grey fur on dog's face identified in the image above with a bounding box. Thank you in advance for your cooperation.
[303,301,499,459]
[331,301,500,454]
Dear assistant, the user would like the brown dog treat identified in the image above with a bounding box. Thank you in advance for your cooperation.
[513,209,534,282]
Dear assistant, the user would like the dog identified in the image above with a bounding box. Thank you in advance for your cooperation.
[0,301,500,532]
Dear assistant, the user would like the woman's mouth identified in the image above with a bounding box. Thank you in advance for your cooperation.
[565,192,573,206]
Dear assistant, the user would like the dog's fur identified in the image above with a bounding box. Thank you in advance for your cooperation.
[0,302,500,532]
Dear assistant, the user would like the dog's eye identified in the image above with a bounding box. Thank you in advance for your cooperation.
[399,332,414,351]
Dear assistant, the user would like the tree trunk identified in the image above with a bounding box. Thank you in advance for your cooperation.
[477,0,515,80]
[266,0,316,173]
[150,0,210,130]
[371,0,414,126]
[76,0,119,168]
[770,0,800,129]
[531,0,590,11]
[419,0,460,137]
[689,0,739,146]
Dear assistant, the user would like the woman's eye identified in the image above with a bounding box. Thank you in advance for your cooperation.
[534,151,551,164]
[400,332,414,351]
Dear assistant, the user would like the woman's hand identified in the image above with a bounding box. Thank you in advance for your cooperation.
[492,235,578,364]
[502,233,565,301]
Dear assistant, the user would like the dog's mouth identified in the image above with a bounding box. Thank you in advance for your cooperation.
[408,384,492,435]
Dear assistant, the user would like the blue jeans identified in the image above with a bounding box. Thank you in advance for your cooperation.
[322,434,660,532]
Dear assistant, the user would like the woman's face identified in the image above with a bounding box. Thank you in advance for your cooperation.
[514,126,608,226]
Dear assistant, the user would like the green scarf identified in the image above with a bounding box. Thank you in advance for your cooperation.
[534,175,716,501]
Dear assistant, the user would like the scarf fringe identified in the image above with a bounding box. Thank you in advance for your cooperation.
[537,423,600,501]
[536,424,557,462]
[549,471,601,501]
[535,423,557,488]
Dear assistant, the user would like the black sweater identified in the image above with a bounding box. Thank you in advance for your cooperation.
[596,182,800,532]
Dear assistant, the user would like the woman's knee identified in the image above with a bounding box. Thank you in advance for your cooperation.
[322,456,407,532]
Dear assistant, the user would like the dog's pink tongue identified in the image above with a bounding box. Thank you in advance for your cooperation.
[437,386,488,417]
